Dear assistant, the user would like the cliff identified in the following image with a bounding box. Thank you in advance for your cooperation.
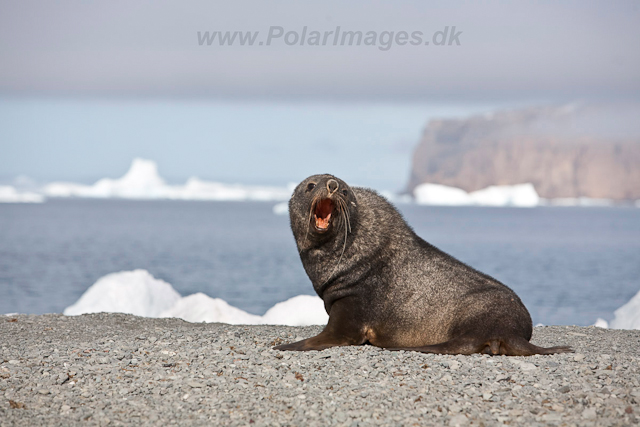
[407,104,640,200]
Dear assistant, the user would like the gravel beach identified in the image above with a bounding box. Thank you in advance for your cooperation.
[1,313,638,426]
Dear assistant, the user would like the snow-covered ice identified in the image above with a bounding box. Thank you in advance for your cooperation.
[261,295,328,326]
[0,185,45,203]
[64,270,328,326]
[159,293,263,325]
[413,184,471,206]
[413,182,540,207]
[63,270,181,317]
[542,197,614,207]
[593,289,640,330]
[469,183,539,207]
[43,158,292,202]
[609,289,640,330]
[272,202,289,215]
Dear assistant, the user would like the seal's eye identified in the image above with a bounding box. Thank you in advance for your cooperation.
[342,189,348,196]
[306,182,316,191]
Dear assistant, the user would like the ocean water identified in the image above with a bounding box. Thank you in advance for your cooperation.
[0,200,638,326]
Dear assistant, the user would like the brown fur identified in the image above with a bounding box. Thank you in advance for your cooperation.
[275,174,572,355]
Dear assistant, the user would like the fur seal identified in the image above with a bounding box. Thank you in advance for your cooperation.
[274,174,571,355]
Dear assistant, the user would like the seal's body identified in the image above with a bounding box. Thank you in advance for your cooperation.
[275,174,571,355]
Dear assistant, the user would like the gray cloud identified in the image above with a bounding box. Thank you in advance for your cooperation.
[0,0,639,102]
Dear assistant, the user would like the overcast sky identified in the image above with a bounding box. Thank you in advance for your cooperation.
[1,1,638,189]
[1,0,638,101]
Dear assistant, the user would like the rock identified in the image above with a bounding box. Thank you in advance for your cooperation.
[186,380,204,388]
[449,414,469,426]
[407,103,640,200]
[582,407,597,419]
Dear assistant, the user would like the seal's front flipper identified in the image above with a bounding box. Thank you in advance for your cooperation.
[273,330,361,351]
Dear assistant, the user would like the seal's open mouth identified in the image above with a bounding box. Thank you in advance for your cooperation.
[314,198,334,231]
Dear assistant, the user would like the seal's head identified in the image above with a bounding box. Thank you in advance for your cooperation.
[289,174,356,248]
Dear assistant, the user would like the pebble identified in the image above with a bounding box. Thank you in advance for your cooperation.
[0,313,638,426]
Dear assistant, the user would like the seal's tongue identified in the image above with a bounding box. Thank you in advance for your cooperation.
[314,199,334,230]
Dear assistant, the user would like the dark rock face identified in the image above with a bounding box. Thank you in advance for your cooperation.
[407,104,640,200]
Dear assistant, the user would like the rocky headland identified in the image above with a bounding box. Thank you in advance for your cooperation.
[407,103,640,201]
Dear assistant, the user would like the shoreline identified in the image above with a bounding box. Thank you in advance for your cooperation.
[1,313,639,426]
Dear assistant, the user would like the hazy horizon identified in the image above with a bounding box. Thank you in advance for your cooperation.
[1,98,523,191]
[2,1,639,191]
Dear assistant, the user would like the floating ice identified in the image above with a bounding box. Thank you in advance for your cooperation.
[609,289,640,330]
[0,185,45,203]
[43,158,292,202]
[63,270,181,317]
[262,295,328,326]
[542,198,614,207]
[413,182,540,207]
[593,318,609,328]
[159,293,263,325]
[64,269,328,326]
[592,289,640,330]
[413,184,473,206]
[272,202,289,215]
[470,183,539,207]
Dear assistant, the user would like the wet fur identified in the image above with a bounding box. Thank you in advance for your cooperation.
[275,174,572,356]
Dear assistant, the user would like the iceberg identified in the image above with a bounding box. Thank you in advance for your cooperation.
[593,318,609,328]
[592,289,640,330]
[469,183,539,207]
[159,293,263,325]
[63,270,181,317]
[272,202,289,215]
[413,182,540,207]
[42,158,292,202]
[261,295,329,326]
[0,185,45,203]
[413,183,473,206]
[609,289,640,330]
[541,197,614,207]
[64,269,328,326]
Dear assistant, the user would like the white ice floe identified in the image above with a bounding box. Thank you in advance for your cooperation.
[413,184,471,206]
[541,197,614,207]
[593,289,640,330]
[609,289,640,330]
[470,183,539,207]
[64,270,328,326]
[261,295,328,326]
[63,270,181,317]
[272,202,289,215]
[159,293,263,325]
[413,182,539,207]
[0,185,45,203]
[593,318,609,328]
[43,158,292,202]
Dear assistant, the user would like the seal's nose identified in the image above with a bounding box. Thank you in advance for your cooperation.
[327,179,339,195]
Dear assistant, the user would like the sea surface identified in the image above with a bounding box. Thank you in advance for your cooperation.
[1,200,639,326]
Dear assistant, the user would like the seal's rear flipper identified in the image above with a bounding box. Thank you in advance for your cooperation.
[385,335,573,356]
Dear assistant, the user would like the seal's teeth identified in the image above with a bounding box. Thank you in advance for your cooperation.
[315,213,331,229]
